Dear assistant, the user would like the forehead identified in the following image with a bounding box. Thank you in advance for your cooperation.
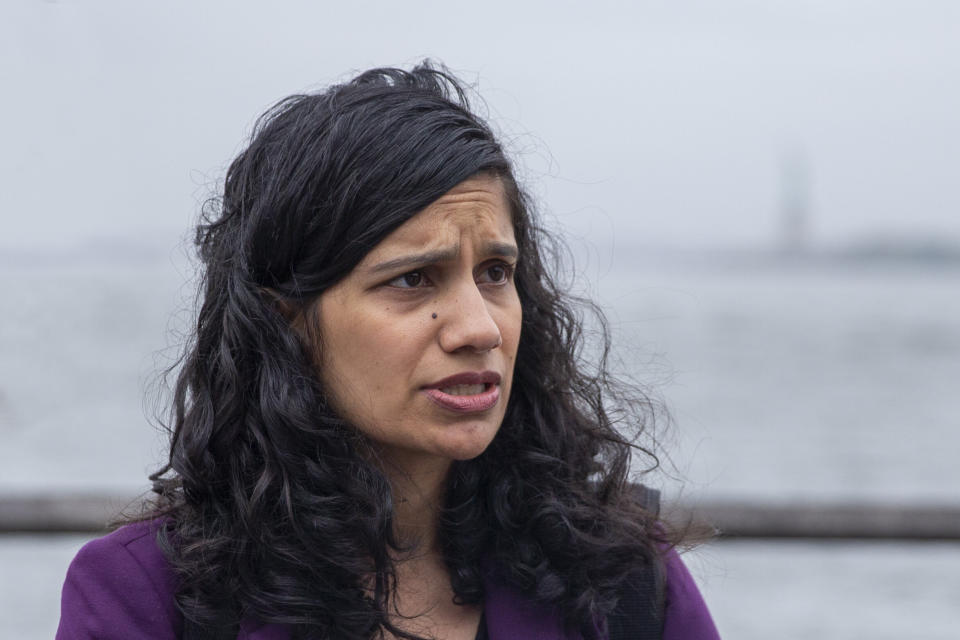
[368,176,516,258]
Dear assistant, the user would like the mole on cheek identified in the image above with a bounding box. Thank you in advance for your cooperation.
[431,313,438,319]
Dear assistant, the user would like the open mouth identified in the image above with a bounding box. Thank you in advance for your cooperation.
[439,383,488,396]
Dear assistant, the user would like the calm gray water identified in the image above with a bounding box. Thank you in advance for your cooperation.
[5,255,956,501]
[599,259,960,502]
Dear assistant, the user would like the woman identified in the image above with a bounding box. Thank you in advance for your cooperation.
[57,63,719,639]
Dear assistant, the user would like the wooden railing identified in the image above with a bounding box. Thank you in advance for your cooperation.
[663,499,960,541]
[2,493,959,540]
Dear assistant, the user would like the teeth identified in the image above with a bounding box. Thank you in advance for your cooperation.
[440,384,485,396]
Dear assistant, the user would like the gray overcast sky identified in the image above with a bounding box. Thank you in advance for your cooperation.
[2,0,958,253]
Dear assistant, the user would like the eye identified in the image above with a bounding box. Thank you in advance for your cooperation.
[478,262,515,284]
[387,271,428,288]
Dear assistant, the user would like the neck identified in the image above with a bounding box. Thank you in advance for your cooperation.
[379,450,452,555]
[373,452,483,639]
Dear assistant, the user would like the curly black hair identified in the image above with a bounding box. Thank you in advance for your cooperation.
[145,61,667,640]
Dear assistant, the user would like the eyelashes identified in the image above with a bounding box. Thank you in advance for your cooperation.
[479,263,512,284]
[386,262,516,290]
[389,271,427,288]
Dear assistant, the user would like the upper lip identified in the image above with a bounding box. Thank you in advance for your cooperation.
[424,371,501,389]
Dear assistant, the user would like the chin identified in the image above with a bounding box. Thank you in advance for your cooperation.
[437,425,499,461]
[446,443,493,462]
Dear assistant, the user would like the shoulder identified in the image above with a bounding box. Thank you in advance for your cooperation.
[660,545,721,640]
[56,519,182,640]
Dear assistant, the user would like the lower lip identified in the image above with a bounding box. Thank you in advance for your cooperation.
[423,384,501,413]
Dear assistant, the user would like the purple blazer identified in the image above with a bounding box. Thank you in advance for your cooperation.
[57,520,720,639]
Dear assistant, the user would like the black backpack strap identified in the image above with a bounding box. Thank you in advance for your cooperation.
[606,485,665,640]
[181,619,204,640]
[181,617,240,640]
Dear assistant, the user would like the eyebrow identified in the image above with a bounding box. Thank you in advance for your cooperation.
[368,242,519,274]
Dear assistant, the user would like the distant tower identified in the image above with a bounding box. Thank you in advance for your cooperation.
[779,150,811,255]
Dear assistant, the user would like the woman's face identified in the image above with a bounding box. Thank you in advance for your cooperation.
[310,175,522,472]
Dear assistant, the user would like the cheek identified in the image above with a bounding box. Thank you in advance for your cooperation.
[501,296,523,351]
[322,312,422,396]
[325,318,382,378]
[317,325,389,432]
[495,297,523,395]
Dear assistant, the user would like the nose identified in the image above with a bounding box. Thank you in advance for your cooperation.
[438,282,503,354]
